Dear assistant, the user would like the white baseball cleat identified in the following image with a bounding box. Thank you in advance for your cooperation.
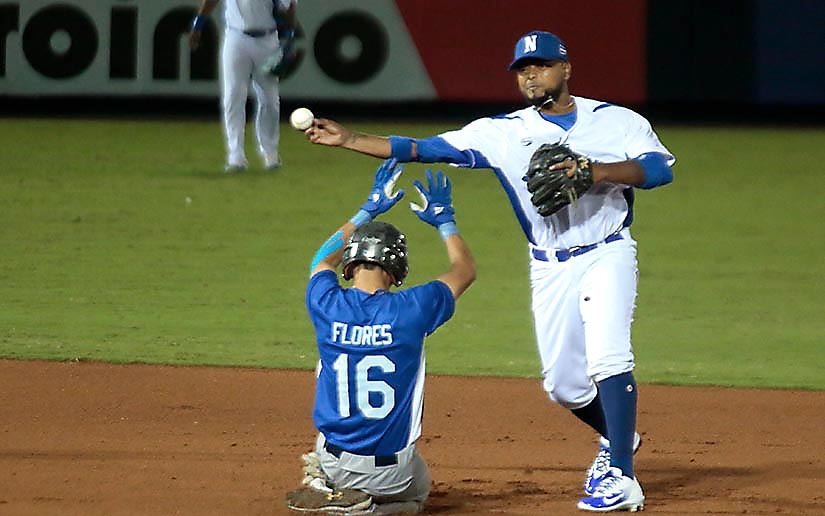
[584,432,642,495]
[301,451,328,489]
[577,467,644,512]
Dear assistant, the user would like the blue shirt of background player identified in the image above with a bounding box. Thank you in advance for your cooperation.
[306,270,455,457]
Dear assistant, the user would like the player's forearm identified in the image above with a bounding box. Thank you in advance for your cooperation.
[324,221,356,267]
[341,133,393,159]
[310,222,356,276]
[197,0,218,16]
[591,161,646,186]
[592,154,673,189]
[439,234,476,299]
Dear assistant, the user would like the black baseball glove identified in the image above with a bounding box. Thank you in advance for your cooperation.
[262,46,303,78]
[261,22,302,78]
[285,486,372,512]
[526,143,594,217]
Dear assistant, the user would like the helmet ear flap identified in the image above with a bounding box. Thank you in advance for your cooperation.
[340,240,357,281]
[341,261,355,281]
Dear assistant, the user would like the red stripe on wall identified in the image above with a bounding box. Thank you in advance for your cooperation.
[394,0,647,105]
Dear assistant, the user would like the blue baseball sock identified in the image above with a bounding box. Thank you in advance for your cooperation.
[570,393,608,439]
[597,372,637,478]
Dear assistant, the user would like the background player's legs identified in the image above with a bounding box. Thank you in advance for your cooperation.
[250,75,281,168]
[221,31,253,169]
[250,36,282,169]
[580,241,640,478]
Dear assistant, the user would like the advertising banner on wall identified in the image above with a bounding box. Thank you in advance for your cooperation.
[0,0,647,104]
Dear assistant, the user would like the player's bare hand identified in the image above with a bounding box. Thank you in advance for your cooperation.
[549,160,577,178]
[188,31,201,51]
[306,118,351,147]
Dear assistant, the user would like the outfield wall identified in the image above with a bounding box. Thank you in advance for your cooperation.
[0,0,822,107]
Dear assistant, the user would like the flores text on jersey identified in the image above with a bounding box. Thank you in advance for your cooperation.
[331,322,393,346]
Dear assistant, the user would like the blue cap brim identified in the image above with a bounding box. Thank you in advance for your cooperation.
[508,55,566,70]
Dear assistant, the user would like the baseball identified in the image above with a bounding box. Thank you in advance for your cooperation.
[290,107,314,131]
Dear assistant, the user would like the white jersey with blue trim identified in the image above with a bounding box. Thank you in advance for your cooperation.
[419,96,674,250]
[306,270,455,457]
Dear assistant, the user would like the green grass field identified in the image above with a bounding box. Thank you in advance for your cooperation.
[1,117,823,389]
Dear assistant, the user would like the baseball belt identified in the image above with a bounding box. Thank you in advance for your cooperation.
[243,27,278,37]
[532,231,624,263]
[324,442,398,467]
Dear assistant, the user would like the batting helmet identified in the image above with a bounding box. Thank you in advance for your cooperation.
[342,221,408,287]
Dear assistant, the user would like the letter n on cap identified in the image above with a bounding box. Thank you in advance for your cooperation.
[524,34,537,53]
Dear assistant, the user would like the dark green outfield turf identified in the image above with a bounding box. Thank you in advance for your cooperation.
[1,118,823,389]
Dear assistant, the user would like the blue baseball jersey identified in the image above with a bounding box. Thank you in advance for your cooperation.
[399,96,675,250]
[306,270,455,456]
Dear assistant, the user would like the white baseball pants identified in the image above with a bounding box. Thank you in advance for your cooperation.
[529,229,639,409]
[220,28,281,167]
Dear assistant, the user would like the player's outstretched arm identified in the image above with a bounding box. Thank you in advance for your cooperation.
[310,159,405,277]
[410,170,476,299]
[306,118,419,160]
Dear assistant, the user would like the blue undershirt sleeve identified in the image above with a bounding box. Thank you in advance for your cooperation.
[389,136,414,162]
[415,137,491,168]
[391,135,491,169]
[634,152,673,189]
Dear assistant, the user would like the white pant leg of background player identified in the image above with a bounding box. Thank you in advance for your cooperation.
[220,29,252,168]
[249,36,281,165]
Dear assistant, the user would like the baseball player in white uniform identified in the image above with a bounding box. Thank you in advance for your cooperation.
[304,30,675,512]
[189,0,297,172]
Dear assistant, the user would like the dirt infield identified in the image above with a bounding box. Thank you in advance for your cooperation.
[1,360,823,516]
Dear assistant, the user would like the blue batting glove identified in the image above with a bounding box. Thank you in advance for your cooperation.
[358,159,405,219]
[409,169,456,227]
